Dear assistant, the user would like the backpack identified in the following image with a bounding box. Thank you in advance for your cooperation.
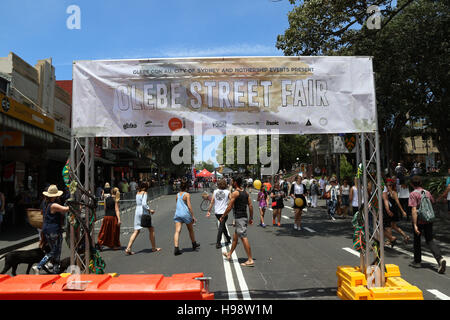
[414,190,435,222]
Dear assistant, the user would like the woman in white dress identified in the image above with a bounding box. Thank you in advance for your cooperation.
[125,182,161,255]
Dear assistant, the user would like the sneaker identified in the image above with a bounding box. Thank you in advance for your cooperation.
[294,225,298,230]
[45,262,54,270]
[216,243,222,249]
[277,222,281,227]
[331,216,336,221]
[409,261,421,268]
[438,259,446,274]
[272,219,276,226]
[298,226,302,231]
[32,266,40,275]
[261,223,266,228]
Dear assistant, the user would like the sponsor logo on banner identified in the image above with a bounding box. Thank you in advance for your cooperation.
[212,120,227,128]
[285,121,300,125]
[266,120,279,126]
[168,118,183,131]
[144,120,164,128]
[123,123,137,130]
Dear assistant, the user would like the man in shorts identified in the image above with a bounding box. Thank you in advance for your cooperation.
[220,177,255,267]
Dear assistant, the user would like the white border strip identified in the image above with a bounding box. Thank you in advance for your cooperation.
[225,223,252,300]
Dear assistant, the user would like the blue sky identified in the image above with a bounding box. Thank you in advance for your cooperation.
[1,0,294,166]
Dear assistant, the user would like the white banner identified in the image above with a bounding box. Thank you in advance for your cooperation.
[72,56,377,137]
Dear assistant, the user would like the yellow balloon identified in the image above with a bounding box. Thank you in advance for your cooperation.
[295,198,304,207]
[253,180,262,190]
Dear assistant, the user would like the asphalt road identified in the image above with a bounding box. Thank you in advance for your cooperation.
[2,190,449,300]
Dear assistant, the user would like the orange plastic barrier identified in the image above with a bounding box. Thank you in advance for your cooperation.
[0,273,214,300]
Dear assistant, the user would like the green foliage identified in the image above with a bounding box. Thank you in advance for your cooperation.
[424,177,447,198]
[277,0,450,167]
[340,154,354,181]
[195,160,215,173]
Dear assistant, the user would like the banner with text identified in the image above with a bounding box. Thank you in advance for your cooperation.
[72,56,376,137]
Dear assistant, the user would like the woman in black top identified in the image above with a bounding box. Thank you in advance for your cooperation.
[33,185,69,274]
[97,187,122,251]
[270,179,284,227]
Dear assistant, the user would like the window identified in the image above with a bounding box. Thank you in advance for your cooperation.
[0,77,9,94]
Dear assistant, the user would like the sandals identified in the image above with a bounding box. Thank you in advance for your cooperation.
[152,248,162,252]
[222,252,231,261]
[403,236,411,244]
[125,248,135,255]
[240,261,255,267]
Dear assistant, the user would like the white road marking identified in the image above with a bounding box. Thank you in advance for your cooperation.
[282,215,290,220]
[389,246,450,266]
[343,247,361,257]
[218,221,238,300]
[427,289,450,300]
[303,227,316,233]
[224,223,252,300]
[218,222,252,300]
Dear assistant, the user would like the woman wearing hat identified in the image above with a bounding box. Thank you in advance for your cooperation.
[33,185,69,274]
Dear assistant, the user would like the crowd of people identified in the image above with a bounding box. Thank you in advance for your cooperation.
[5,164,448,276]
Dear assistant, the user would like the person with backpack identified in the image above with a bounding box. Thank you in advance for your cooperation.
[408,176,446,274]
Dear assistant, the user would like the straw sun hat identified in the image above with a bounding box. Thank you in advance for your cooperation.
[43,184,63,198]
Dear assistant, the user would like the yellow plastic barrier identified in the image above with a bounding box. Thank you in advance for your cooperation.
[336,264,423,300]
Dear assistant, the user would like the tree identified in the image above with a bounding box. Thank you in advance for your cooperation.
[215,134,313,175]
[276,0,450,169]
[195,160,215,173]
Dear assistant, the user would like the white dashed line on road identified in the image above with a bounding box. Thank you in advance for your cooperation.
[343,247,360,257]
[427,289,450,300]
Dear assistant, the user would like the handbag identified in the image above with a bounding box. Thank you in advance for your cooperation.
[141,212,152,227]
[323,191,331,200]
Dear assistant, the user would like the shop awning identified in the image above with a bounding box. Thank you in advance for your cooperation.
[0,113,53,143]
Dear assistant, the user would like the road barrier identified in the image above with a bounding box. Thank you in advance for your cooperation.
[0,272,214,300]
[336,264,423,300]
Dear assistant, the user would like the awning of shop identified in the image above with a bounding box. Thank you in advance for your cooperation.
[0,113,53,143]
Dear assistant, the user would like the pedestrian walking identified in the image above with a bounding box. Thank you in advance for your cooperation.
[96,187,121,251]
[32,185,69,274]
[221,177,255,267]
[382,181,410,246]
[397,178,411,221]
[257,184,270,227]
[319,176,326,198]
[289,175,307,230]
[340,179,351,218]
[310,179,319,208]
[270,179,285,227]
[173,181,200,255]
[349,177,362,216]
[125,182,161,255]
[206,179,232,249]
[325,177,339,221]
[103,183,111,198]
[408,175,446,274]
